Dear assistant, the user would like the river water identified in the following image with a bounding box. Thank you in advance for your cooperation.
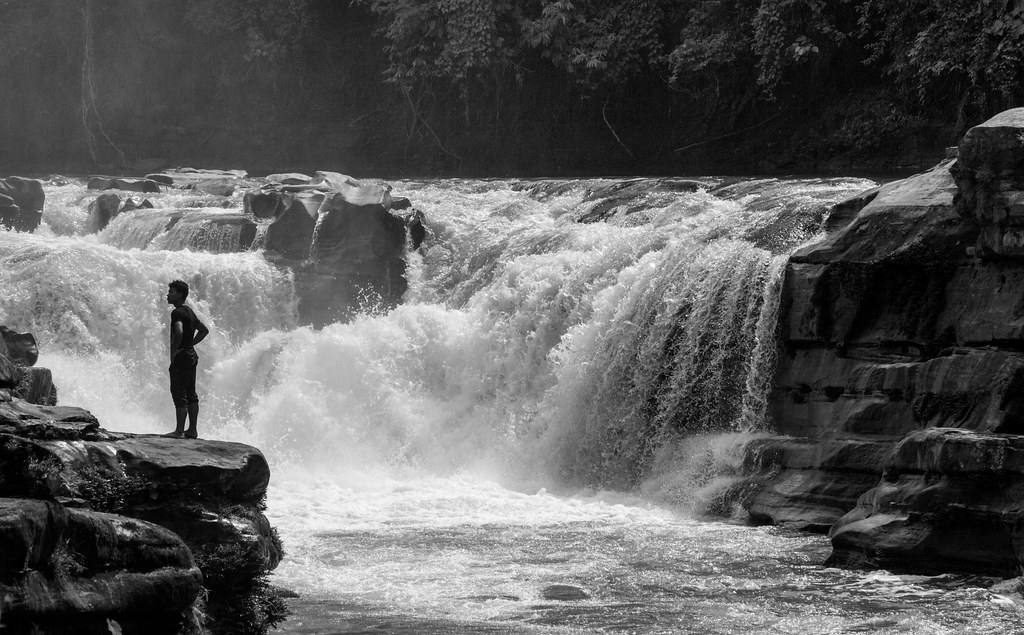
[1,177,1020,633]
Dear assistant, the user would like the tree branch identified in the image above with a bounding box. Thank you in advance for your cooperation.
[673,112,784,154]
[400,83,462,163]
[602,97,634,159]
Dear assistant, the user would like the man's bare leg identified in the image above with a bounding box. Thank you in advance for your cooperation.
[164,407,188,438]
[185,403,199,439]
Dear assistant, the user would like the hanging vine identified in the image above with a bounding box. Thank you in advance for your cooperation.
[80,0,125,167]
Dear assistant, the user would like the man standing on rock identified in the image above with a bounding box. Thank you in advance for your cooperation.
[164,280,209,439]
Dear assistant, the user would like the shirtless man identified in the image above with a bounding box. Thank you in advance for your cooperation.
[164,280,210,439]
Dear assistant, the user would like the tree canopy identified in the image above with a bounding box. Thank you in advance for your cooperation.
[0,0,1021,174]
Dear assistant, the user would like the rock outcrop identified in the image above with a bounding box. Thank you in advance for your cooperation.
[243,189,321,260]
[86,192,123,233]
[0,498,203,635]
[298,179,408,326]
[743,107,1024,576]
[826,428,1024,575]
[252,172,422,326]
[0,327,55,406]
[0,326,285,633]
[0,176,44,232]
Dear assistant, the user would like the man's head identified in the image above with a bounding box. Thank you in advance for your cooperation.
[167,280,189,306]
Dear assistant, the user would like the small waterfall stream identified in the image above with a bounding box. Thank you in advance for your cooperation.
[308,207,330,262]
[3,175,1020,633]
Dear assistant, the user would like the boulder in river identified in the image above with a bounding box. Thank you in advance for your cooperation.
[244,189,322,260]
[298,179,407,326]
[541,584,590,601]
[0,176,44,232]
[265,172,311,186]
[87,176,162,193]
[247,173,424,326]
[85,191,122,233]
[145,168,248,190]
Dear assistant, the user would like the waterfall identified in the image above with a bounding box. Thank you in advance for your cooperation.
[8,176,874,490]
[308,208,330,262]
[250,220,272,251]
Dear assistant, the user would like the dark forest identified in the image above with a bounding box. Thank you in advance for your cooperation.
[2,0,1021,176]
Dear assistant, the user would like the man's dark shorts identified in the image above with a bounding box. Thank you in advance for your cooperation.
[169,349,199,407]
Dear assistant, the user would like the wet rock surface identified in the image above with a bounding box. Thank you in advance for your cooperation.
[64,168,427,327]
[251,171,422,326]
[0,176,44,232]
[746,107,1024,576]
[87,176,162,193]
[0,324,284,633]
[827,428,1024,575]
[541,584,590,601]
[0,498,203,635]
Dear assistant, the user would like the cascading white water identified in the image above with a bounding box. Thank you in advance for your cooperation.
[0,229,296,431]
[308,208,330,262]
[4,176,1020,633]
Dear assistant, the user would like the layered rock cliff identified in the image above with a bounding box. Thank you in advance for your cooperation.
[744,108,1024,575]
[0,332,285,633]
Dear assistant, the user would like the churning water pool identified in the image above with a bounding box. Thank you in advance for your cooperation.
[266,476,1022,634]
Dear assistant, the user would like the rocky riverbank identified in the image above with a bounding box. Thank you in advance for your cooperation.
[743,108,1024,577]
[0,328,284,634]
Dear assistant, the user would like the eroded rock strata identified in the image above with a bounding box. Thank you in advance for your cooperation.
[745,107,1024,575]
[0,332,284,633]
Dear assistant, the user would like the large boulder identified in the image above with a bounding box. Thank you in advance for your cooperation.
[0,497,202,634]
[85,192,122,233]
[299,180,407,326]
[246,173,424,326]
[0,326,38,366]
[0,420,284,630]
[0,326,59,407]
[244,189,321,260]
[0,427,279,569]
[0,176,44,232]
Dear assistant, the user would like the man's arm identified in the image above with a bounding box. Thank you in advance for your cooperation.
[192,314,210,346]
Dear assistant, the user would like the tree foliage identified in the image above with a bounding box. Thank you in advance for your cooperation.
[1,0,1022,173]
[185,0,312,64]
[858,0,1024,113]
